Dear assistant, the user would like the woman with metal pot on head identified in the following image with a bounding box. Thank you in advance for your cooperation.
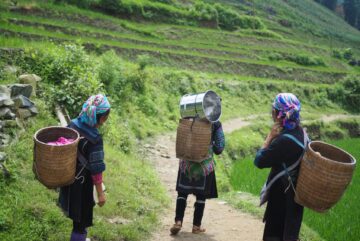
[170,91,225,235]
[254,93,309,241]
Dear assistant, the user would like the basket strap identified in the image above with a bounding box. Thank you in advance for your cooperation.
[262,129,309,195]
[282,134,305,149]
[282,129,310,194]
[74,137,89,184]
[264,156,302,194]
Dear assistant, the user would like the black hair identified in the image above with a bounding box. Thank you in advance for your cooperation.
[96,109,110,124]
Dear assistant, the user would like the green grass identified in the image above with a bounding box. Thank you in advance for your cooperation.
[222,0,360,50]
[1,4,356,73]
[1,20,352,76]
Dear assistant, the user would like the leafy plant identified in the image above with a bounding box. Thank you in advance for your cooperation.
[329,75,360,112]
[17,44,103,116]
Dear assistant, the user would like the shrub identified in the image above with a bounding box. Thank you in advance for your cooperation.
[291,54,325,66]
[214,3,264,30]
[102,112,134,153]
[311,91,332,107]
[18,45,103,116]
[268,53,283,61]
[137,54,152,71]
[189,1,218,22]
[55,0,98,8]
[342,76,360,111]
[99,0,122,14]
[268,52,325,66]
[98,50,125,96]
[250,30,282,39]
[100,0,189,22]
[329,75,360,112]
[343,48,353,60]
[332,48,356,63]
[332,49,343,59]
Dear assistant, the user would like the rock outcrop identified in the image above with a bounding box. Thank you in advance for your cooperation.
[0,82,39,149]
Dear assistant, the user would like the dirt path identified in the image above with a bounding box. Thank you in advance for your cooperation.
[147,113,359,241]
[318,114,359,123]
[222,114,266,133]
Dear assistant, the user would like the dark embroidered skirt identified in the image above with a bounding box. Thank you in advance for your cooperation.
[58,163,95,228]
[176,169,218,199]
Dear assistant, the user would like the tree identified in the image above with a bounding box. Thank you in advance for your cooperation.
[323,0,338,10]
[356,0,360,29]
[344,0,357,26]
[314,0,337,11]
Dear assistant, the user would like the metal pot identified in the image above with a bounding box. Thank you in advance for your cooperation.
[179,90,221,122]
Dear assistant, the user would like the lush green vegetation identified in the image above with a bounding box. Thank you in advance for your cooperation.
[61,0,264,31]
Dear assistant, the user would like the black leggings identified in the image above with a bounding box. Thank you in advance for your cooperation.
[175,192,206,226]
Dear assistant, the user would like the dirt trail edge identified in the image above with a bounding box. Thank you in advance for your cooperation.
[147,114,359,241]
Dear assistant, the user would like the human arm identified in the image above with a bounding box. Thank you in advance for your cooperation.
[92,173,106,207]
[212,121,225,155]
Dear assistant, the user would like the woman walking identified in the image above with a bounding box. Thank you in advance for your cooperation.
[59,94,111,241]
[254,93,308,241]
[170,120,225,235]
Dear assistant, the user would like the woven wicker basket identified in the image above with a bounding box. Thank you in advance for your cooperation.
[33,126,80,189]
[295,141,356,213]
[176,118,212,162]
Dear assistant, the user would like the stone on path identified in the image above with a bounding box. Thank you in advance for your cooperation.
[107,217,132,225]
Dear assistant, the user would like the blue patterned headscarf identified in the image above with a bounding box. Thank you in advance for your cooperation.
[272,93,301,130]
[79,94,111,127]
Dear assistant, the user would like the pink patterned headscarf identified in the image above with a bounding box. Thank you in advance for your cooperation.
[272,93,301,130]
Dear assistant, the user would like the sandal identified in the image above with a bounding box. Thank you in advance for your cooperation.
[192,225,206,234]
[170,223,182,235]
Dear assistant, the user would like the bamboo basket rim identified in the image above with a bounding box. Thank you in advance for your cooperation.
[308,141,356,166]
[33,126,80,146]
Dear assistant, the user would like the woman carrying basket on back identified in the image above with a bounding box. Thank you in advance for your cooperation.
[58,94,110,241]
[170,120,225,235]
[254,93,309,241]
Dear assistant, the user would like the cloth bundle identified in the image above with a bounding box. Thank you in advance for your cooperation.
[48,137,74,146]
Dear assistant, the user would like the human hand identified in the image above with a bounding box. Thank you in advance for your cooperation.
[262,123,282,148]
[268,122,282,140]
[97,192,106,207]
